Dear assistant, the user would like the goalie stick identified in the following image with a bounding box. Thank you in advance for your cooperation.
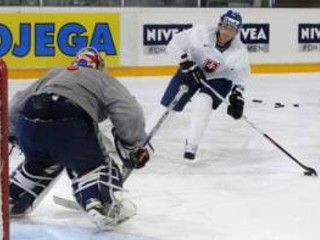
[53,195,80,210]
[196,75,317,177]
[122,84,189,181]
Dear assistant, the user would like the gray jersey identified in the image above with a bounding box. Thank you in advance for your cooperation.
[9,67,147,146]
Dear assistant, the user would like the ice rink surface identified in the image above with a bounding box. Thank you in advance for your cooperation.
[9,73,320,240]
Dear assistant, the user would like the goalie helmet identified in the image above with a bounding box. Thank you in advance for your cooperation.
[73,47,105,72]
[219,10,242,30]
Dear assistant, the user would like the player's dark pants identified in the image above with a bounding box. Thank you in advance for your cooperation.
[161,69,233,111]
[15,93,105,176]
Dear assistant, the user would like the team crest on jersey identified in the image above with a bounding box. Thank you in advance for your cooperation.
[203,59,220,73]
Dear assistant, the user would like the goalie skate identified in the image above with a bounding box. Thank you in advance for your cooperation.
[53,191,137,230]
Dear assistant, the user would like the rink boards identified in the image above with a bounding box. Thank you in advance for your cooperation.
[0,7,319,78]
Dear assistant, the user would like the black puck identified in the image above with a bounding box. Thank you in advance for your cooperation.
[274,103,285,108]
[252,99,263,103]
[293,104,299,107]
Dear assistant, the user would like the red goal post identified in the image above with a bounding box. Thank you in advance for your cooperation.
[0,58,9,240]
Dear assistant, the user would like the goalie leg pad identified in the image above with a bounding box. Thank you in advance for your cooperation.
[71,158,135,229]
[71,157,123,209]
[9,162,63,217]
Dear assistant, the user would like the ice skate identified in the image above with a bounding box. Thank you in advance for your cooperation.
[184,140,198,160]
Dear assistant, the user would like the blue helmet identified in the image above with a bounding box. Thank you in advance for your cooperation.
[219,10,242,30]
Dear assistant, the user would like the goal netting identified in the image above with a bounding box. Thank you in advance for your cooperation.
[0,58,9,240]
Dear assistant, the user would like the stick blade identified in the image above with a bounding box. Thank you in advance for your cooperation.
[304,168,318,177]
[53,195,80,210]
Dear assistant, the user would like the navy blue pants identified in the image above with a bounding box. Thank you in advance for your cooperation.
[161,70,233,111]
[16,93,105,176]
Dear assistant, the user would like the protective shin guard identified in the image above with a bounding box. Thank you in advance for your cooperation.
[185,93,213,157]
[9,162,63,217]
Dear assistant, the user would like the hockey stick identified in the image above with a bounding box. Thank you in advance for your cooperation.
[122,84,189,181]
[53,195,80,210]
[197,77,317,177]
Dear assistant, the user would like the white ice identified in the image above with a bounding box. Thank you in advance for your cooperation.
[9,73,320,240]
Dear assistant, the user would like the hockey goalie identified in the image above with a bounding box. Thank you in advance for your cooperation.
[8,47,153,230]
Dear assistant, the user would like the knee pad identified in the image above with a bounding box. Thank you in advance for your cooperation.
[9,162,63,217]
[71,158,123,212]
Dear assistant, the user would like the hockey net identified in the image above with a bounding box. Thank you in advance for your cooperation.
[0,59,9,240]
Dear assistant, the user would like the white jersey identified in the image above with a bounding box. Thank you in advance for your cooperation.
[167,24,250,89]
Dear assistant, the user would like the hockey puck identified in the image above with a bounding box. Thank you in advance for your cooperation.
[293,104,299,107]
[252,99,263,103]
[274,102,285,108]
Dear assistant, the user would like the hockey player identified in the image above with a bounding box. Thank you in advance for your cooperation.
[8,47,153,230]
[146,10,250,160]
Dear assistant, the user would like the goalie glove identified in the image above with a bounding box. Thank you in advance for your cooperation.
[114,134,154,169]
[179,53,206,85]
[227,86,244,120]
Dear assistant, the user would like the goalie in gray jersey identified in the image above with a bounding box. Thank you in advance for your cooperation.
[8,47,153,230]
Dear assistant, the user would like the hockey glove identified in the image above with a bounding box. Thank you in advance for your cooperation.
[179,53,206,85]
[114,134,153,169]
[227,86,244,120]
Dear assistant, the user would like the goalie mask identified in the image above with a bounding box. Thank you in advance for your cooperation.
[73,47,105,72]
[219,10,242,30]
